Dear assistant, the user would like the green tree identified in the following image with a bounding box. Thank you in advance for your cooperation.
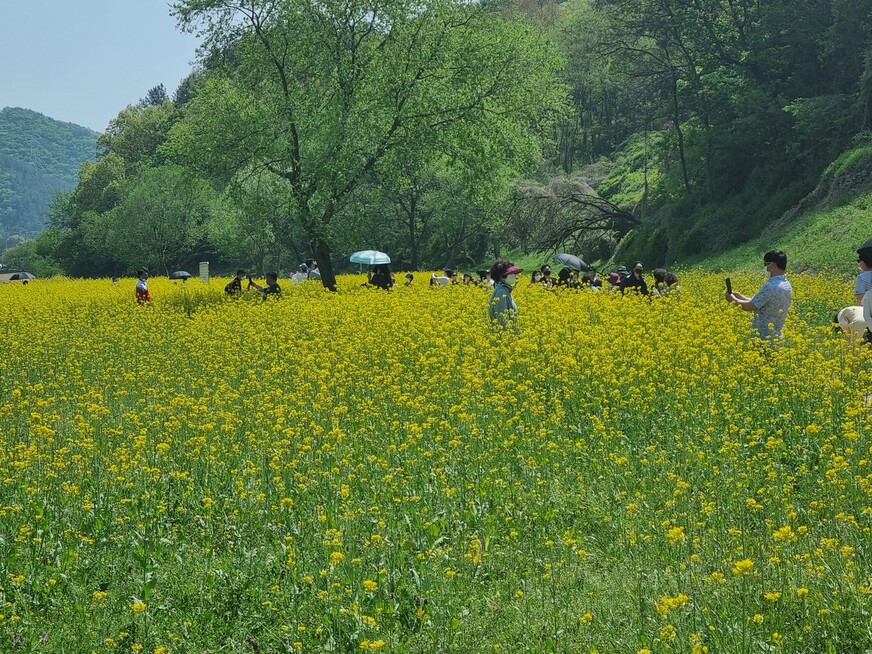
[169,0,563,289]
[98,101,177,171]
[209,171,309,273]
[140,83,170,108]
[88,165,216,275]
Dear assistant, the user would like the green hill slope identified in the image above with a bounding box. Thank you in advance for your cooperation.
[0,107,98,237]
[688,194,871,275]
[688,144,872,276]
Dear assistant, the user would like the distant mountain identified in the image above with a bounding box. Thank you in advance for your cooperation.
[0,107,99,237]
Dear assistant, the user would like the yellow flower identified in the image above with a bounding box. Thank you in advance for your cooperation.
[732,559,754,575]
[579,612,593,625]
[130,601,147,613]
[92,591,108,601]
[363,579,378,592]
[772,525,795,542]
[796,587,809,598]
[329,551,345,566]
[666,526,687,544]
[659,624,677,641]
[656,593,691,616]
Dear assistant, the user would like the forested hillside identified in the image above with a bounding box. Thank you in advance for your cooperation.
[0,107,98,244]
[7,0,872,279]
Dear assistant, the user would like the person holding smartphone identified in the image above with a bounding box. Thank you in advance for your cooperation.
[248,271,282,300]
[725,250,792,340]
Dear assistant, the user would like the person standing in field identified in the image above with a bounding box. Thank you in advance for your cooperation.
[854,247,872,304]
[306,259,321,281]
[488,260,523,327]
[135,269,152,304]
[726,250,793,340]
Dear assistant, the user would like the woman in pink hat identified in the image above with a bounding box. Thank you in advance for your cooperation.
[487,260,523,327]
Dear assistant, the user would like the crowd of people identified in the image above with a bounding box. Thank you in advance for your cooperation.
[133,244,872,345]
[484,245,872,344]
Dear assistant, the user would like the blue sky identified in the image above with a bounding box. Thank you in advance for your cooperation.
[0,1,201,132]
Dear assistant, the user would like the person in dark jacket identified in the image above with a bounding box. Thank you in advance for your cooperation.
[620,261,648,295]
[248,272,282,299]
[225,269,246,295]
[369,265,393,290]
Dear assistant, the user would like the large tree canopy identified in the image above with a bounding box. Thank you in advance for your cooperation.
[168,0,564,289]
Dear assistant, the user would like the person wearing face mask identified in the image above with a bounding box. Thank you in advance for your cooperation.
[487,260,523,327]
[620,261,648,295]
[726,249,792,341]
[539,264,555,288]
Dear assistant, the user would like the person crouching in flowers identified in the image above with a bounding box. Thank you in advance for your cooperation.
[488,260,522,328]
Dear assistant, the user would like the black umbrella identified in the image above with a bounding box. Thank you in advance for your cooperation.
[169,271,192,280]
[9,272,35,280]
[551,253,589,272]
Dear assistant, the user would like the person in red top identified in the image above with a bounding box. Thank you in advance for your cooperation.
[136,269,152,304]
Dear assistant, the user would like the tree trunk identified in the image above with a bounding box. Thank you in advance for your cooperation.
[407,195,420,270]
[672,73,691,196]
[313,238,337,291]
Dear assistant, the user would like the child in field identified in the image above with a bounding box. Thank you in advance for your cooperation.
[135,270,152,304]
[225,269,246,295]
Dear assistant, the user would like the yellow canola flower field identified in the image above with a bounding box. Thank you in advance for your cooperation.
[0,273,869,653]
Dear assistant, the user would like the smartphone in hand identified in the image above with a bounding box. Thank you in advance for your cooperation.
[725,277,732,294]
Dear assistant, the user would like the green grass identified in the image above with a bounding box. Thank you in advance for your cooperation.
[685,192,872,275]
